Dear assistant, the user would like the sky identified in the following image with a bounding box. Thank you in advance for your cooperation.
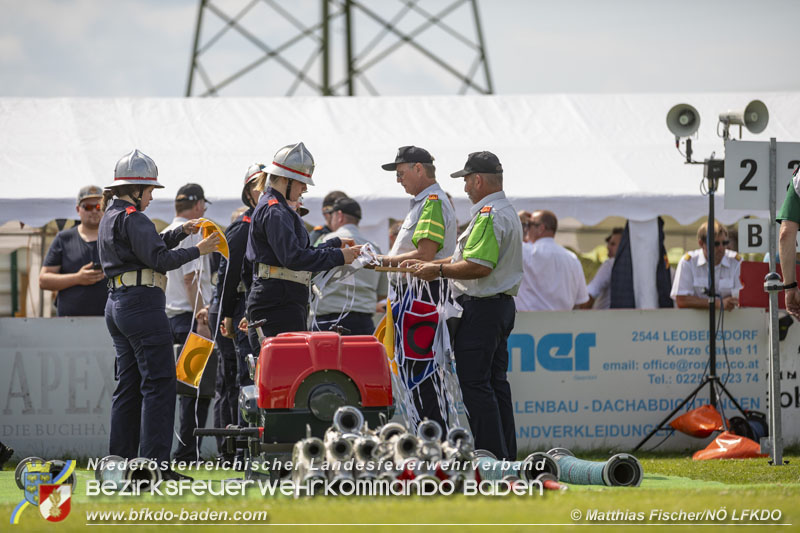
[1,0,799,98]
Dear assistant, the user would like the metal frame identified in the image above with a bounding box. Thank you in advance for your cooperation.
[186,0,493,96]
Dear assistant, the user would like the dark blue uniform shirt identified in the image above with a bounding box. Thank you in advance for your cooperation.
[99,199,199,276]
[214,207,253,318]
[245,187,344,315]
[43,226,107,316]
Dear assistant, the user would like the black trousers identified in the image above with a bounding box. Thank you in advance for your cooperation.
[454,295,517,460]
[210,311,238,454]
[315,312,375,336]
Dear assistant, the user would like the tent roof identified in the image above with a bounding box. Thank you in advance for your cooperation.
[2,93,797,229]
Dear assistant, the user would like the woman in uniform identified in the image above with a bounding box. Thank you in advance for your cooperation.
[99,149,220,477]
[245,142,361,352]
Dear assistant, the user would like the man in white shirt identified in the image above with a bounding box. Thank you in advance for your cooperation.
[581,227,623,309]
[163,183,215,462]
[315,198,388,334]
[515,210,589,311]
[671,221,741,311]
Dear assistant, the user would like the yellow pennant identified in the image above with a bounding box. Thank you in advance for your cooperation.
[198,218,229,259]
[176,332,214,387]
[374,298,397,376]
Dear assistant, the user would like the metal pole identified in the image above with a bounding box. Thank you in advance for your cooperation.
[322,0,331,95]
[470,0,493,94]
[707,178,717,408]
[186,0,207,96]
[344,0,354,96]
[767,137,783,465]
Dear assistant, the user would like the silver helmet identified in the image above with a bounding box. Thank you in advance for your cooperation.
[242,163,265,206]
[108,149,163,189]
[265,142,315,186]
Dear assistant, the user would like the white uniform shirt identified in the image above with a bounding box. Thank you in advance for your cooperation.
[451,191,523,298]
[164,216,213,317]
[514,237,589,311]
[586,257,615,309]
[670,248,742,300]
[317,224,388,315]
[389,182,456,260]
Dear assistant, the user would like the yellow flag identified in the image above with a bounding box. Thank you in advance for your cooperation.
[176,332,214,387]
[198,218,229,259]
[374,298,397,376]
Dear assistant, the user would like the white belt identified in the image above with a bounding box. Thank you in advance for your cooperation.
[109,269,167,292]
[256,263,312,286]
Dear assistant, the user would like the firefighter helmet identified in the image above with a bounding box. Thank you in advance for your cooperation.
[265,142,315,186]
[242,163,265,206]
[108,149,163,189]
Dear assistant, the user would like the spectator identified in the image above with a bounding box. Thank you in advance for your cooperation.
[514,210,589,311]
[581,227,623,309]
[39,185,108,316]
[314,198,388,335]
[309,190,349,245]
[163,183,215,462]
[670,221,741,311]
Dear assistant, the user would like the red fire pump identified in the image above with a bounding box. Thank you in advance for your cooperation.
[199,331,393,478]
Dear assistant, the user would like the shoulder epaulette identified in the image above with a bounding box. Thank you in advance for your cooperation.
[683,253,691,261]
[313,225,323,231]
[125,206,137,214]
[427,194,439,201]
[735,253,741,260]
[480,205,492,214]
[242,215,251,223]
[267,198,279,207]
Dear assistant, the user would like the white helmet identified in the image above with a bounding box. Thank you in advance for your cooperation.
[107,149,163,189]
[265,142,315,186]
[242,163,265,206]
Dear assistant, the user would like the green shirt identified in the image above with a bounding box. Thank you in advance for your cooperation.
[777,184,800,224]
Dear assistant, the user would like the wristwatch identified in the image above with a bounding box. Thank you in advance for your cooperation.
[784,281,798,290]
[439,264,444,278]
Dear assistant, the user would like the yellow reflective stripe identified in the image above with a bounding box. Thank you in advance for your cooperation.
[418,229,445,241]
[418,218,445,230]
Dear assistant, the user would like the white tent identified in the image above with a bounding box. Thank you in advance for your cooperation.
[1,93,798,250]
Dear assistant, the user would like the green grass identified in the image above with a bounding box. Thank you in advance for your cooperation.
[3,455,800,532]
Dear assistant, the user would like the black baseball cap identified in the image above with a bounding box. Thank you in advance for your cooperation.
[381,146,434,171]
[331,197,362,220]
[77,185,103,204]
[176,183,212,204]
[450,151,503,178]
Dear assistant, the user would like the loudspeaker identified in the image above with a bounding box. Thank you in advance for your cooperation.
[718,99,769,134]
[743,99,769,133]
[666,103,700,138]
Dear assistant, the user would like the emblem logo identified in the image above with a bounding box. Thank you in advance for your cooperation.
[39,484,72,522]
[11,458,75,525]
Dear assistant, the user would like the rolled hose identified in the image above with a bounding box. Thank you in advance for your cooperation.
[546,448,643,487]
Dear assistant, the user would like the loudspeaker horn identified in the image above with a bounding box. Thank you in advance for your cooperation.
[743,99,768,134]
[666,104,700,138]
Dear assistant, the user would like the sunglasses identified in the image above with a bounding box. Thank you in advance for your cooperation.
[81,203,102,212]
[704,239,729,247]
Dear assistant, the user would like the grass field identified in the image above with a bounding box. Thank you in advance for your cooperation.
[3,450,800,532]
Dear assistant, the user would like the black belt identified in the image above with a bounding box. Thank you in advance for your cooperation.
[458,293,513,303]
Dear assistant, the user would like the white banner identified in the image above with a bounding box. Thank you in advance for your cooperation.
[508,309,768,451]
[0,318,216,458]
[1,310,796,458]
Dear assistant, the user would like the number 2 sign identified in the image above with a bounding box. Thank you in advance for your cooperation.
[724,140,800,210]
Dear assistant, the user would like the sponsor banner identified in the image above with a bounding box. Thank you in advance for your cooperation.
[1,311,796,456]
[0,318,216,458]
[508,308,769,451]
